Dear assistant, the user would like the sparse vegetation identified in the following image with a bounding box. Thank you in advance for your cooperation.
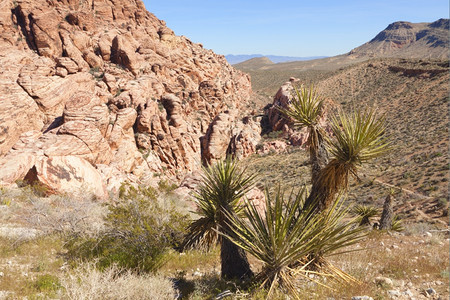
[65,184,189,273]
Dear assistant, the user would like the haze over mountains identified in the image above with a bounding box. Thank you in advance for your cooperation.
[225,54,327,65]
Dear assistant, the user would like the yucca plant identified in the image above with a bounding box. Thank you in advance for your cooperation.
[390,215,404,232]
[352,204,379,226]
[222,187,365,299]
[305,109,390,212]
[181,157,256,279]
[279,85,329,184]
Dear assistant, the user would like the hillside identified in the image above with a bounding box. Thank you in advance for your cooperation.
[245,57,449,224]
[349,19,449,59]
[235,19,449,96]
[233,56,275,69]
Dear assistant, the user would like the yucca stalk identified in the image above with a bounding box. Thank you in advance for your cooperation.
[305,109,390,213]
[279,85,329,184]
[222,187,365,299]
[181,157,256,279]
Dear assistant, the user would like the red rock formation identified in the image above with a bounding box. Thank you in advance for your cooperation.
[0,0,257,195]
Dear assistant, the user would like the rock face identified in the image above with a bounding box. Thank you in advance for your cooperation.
[201,110,261,165]
[0,0,257,194]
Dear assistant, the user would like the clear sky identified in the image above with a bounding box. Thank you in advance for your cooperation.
[142,0,448,57]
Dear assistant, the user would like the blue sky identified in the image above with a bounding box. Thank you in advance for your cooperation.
[142,0,448,57]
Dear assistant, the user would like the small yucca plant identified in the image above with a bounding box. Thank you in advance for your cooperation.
[222,187,365,298]
[390,215,405,232]
[352,204,379,226]
[281,85,324,129]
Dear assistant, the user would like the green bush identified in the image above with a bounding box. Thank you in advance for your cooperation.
[66,185,189,273]
[33,274,61,293]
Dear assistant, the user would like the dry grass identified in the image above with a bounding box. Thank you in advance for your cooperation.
[244,147,311,192]
[0,235,64,298]
[161,247,220,277]
[60,262,177,300]
[0,184,447,299]
[293,230,450,299]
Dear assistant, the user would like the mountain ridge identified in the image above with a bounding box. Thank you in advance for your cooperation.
[349,18,449,59]
[225,54,328,65]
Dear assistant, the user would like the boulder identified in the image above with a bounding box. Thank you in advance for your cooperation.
[111,33,141,75]
[0,152,36,185]
[23,156,108,199]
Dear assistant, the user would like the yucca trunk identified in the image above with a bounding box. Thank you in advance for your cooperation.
[221,237,253,279]
[309,129,329,185]
[379,194,393,230]
[303,162,341,214]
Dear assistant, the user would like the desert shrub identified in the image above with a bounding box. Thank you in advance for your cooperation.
[66,184,189,273]
[158,179,178,193]
[60,262,176,300]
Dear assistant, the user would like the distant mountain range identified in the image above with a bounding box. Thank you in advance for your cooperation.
[225,54,327,65]
[234,19,449,71]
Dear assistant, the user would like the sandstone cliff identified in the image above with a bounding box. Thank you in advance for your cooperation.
[0,0,260,195]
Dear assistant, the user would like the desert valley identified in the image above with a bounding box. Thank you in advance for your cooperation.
[0,0,448,299]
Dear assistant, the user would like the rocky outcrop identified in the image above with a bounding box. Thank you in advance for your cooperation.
[267,81,294,132]
[201,110,262,165]
[0,0,257,194]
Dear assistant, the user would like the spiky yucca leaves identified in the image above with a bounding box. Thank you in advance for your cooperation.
[281,85,323,129]
[182,157,256,250]
[181,157,256,279]
[352,205,379,226]
[222,187,365,298]
[306,109,390,212]
[280,85,328,184]
[391,215,405,232]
